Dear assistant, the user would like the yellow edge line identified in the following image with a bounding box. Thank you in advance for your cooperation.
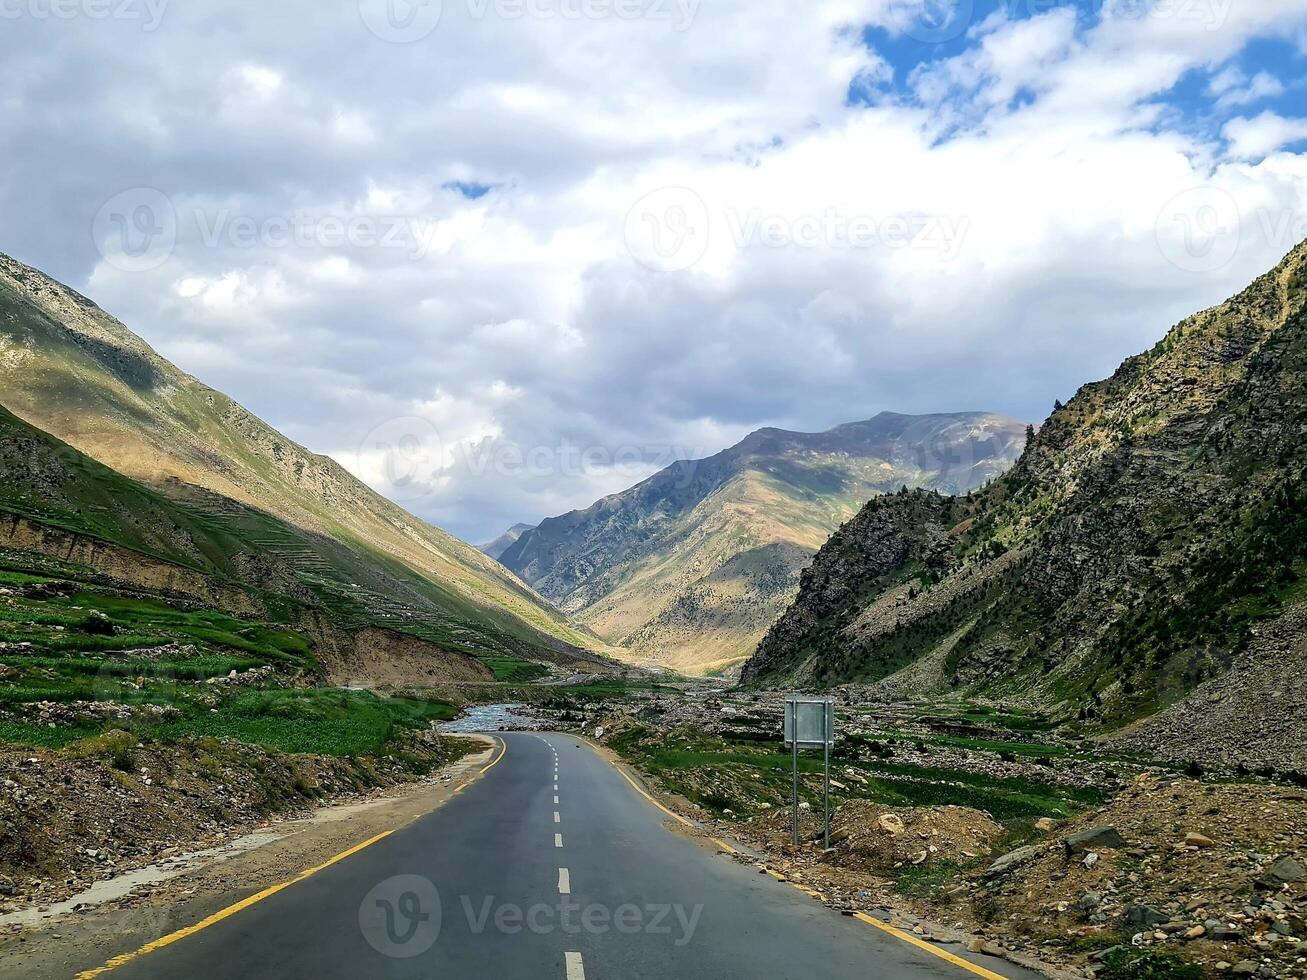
[601,740,1005,980]
[73,830,392,979]
[75,737,508,979]
[607,756,739,855]
[854,913,1011,980]
[455,735,507,793]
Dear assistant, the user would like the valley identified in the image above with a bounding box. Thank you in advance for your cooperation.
[497,413,1028,675]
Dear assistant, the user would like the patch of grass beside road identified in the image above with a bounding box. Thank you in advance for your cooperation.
[608,724,1101,821]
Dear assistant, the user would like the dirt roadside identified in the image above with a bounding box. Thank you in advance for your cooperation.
[0,736,497,980]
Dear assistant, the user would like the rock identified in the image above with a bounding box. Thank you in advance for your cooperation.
[1230,961,1259,976]
[988,844,1041,875]
[1256,855,1304,889]
[1184,925,1206,940]
[1065,827,1126,856]
[1083,852,1099,869]
[1090,946,1124,962]
[966,939,986,953]
[0,877,13,897]
[1080,892,1104,911]
[1126,905,1170,928]
[1034,817,1058,832]
[1184,832,1216,848]
[878,814,905,835]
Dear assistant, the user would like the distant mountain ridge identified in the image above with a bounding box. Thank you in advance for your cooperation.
[498,412,1028,674]
[742,241,1307,775]
[0,252,601,674]
[482,524,535,561]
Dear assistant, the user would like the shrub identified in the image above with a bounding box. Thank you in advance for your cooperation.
[1098,948,1202,980]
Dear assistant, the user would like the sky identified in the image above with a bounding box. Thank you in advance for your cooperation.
[1,0,1306,543]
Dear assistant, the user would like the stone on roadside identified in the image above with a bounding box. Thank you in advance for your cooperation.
[1184,832,1215,848]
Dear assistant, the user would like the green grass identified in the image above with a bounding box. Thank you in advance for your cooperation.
[608,725,1098,821]
[0,575,457,759]
[479,656,550,683]
[153,689,457,756]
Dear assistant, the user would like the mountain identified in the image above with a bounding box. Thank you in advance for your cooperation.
[498,413,1028,674]
[0,252,602,675]
[743,242,1307,774]
[482,523,535,561]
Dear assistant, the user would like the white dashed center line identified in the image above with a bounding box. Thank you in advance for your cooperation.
[554,811,561,823]
[555,833,563,848]
[554,794,559,805]
[565,951,586,980]
[557,867,571,895]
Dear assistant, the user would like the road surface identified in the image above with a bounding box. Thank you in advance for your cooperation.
[79,732,1034,980]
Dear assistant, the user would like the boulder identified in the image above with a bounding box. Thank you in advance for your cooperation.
[1126,905,1170,928]
[988,844,1041,876]
[1064,826,1126,856]
[1256,855,1304,890]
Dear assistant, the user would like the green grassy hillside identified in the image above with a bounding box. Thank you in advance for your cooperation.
[0,252,601,668]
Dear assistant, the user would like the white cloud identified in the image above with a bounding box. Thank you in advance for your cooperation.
[1224,111,1307,160]
[1209,67,1285,108]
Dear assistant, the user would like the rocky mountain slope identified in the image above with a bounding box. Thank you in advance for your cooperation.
[743,241,1307,773]
[498,413,1027,674]
[0,252,601,671]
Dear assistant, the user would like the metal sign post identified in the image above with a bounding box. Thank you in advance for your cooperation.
[783,698,835,848]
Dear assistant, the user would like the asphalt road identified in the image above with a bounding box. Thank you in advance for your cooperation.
[86,731,1035,980]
